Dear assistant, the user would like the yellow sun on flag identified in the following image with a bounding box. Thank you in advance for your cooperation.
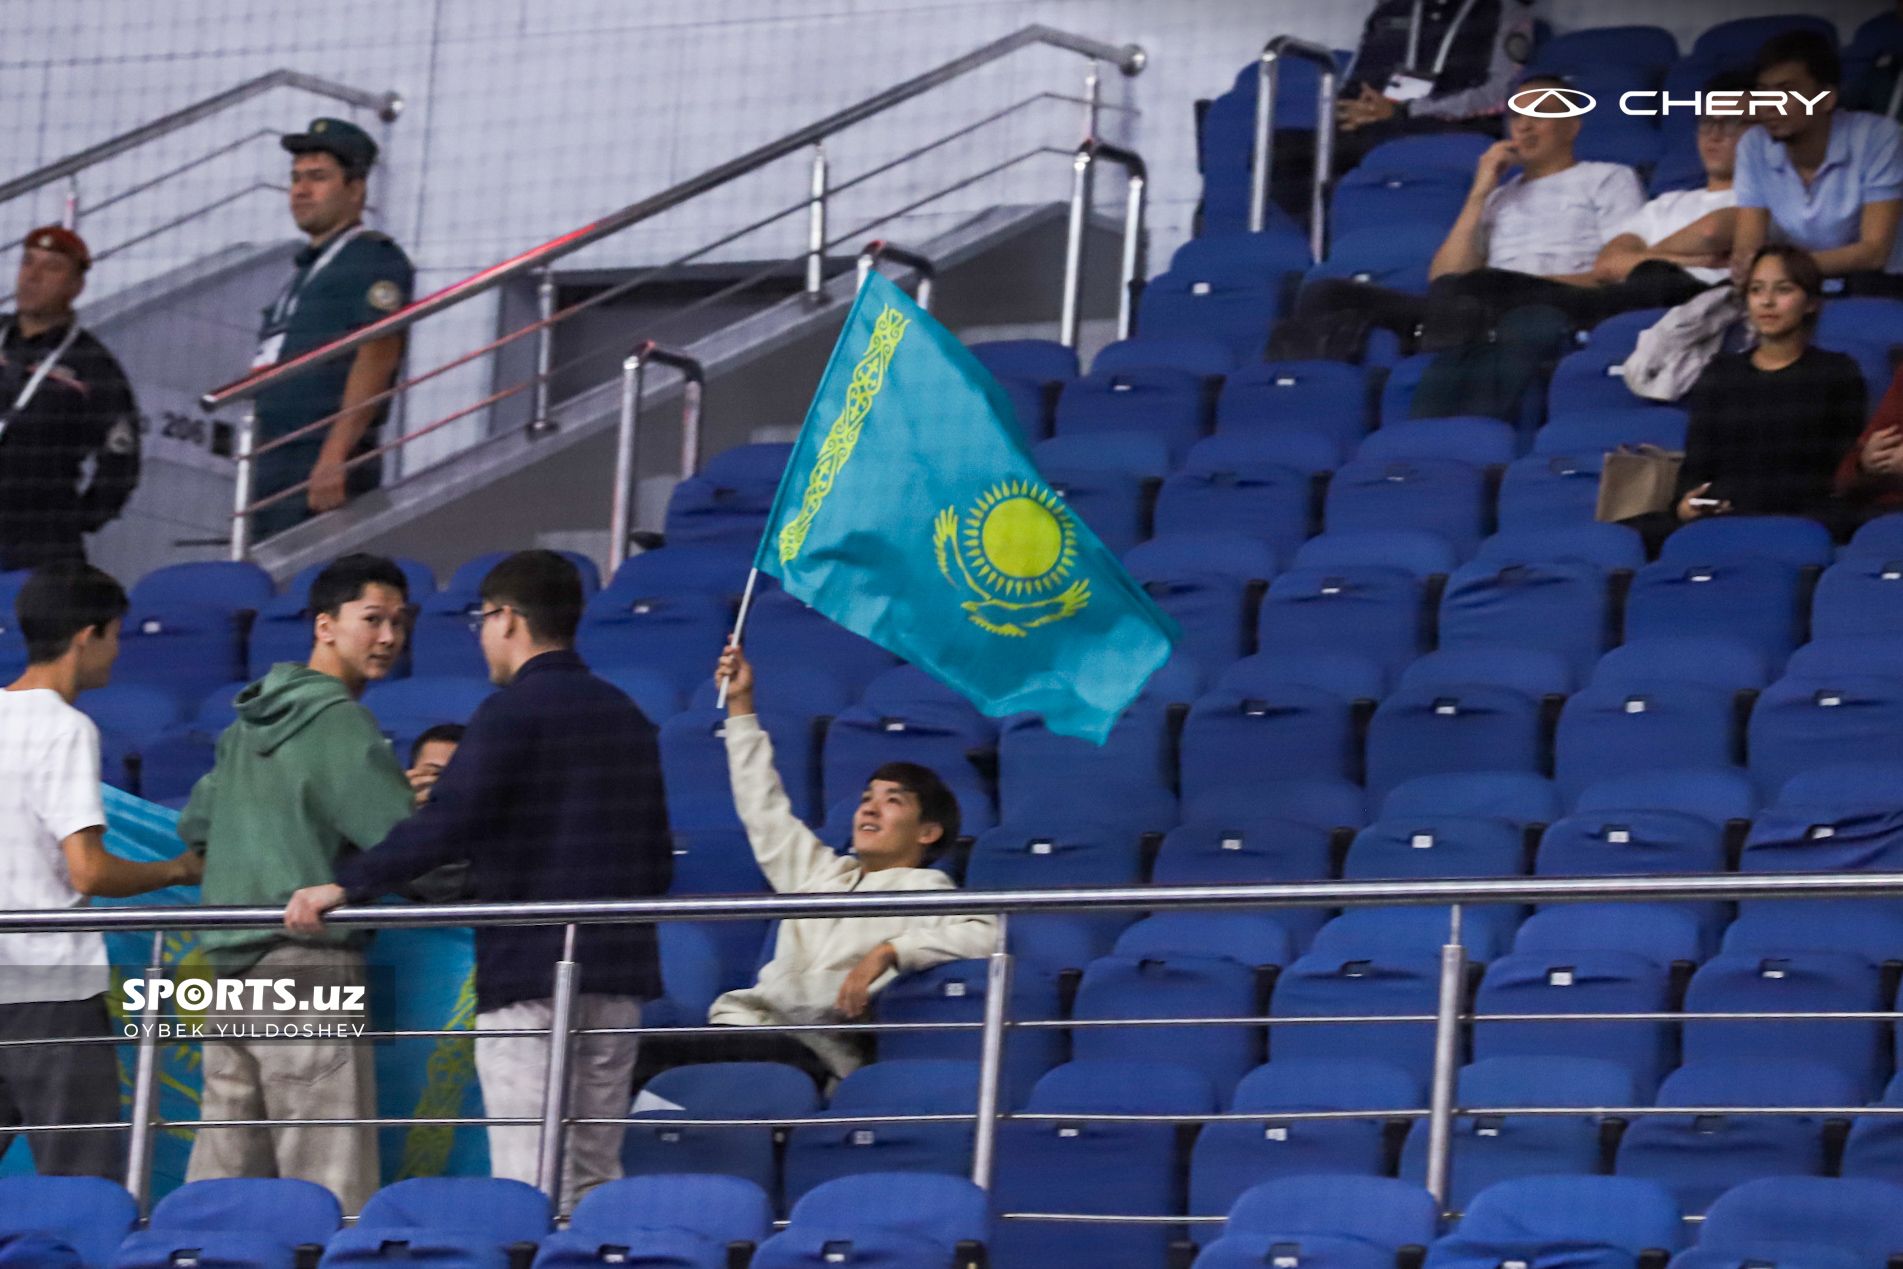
[961,480,1077,597]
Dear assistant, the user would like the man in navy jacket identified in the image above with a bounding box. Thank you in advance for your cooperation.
[286,550,671,1207]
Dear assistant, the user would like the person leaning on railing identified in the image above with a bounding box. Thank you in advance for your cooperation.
[0,564,201,1180]
[627,641,995,1091]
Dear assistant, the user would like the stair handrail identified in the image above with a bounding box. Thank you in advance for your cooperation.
[200,24,1145,413]
[857,239,938,310]
[1249,34,1340,263]
[0,69,402,208]
[610,342,704,574]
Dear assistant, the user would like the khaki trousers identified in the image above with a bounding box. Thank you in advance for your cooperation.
[185,944,378,1214]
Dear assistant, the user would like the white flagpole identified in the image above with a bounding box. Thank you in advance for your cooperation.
[715,567,762,709]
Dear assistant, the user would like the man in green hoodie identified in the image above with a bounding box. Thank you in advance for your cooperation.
[179,553,415,1212]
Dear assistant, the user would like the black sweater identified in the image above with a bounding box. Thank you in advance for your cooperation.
[334,650,673,1010]
[1675,346,1869,519]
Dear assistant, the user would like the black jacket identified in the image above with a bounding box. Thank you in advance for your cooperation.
[334,650,673,1011]
[0,318,140,562]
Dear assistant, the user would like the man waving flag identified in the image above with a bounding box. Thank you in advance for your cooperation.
[753,270,1177,743]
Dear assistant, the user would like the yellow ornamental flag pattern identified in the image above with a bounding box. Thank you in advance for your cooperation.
[776,306,909,564]
[934,479,1091,637]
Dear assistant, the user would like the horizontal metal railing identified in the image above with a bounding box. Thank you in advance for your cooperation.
[19,870,1903,1222]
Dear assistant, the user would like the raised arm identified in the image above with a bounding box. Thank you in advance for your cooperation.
[1430,141,1516,280]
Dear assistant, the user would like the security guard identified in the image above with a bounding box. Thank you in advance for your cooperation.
[250,117,412,541]
[0,226,140,571]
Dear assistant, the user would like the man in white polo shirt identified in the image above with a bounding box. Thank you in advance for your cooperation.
[0,563,202,1177]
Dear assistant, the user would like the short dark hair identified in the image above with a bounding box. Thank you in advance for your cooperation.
[1747,242,1826,327]
[309,554,408,619]
[869,761,961,847]
[17,563,128,664]
[479,550,583,645]
[409,722,465,765]
[1757,29,1842,88]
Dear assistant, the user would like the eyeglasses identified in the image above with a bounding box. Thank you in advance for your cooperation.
[464,605,508,636]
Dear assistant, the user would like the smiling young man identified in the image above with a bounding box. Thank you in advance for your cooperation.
[665,640,997,1086]
[178,552,416,1211]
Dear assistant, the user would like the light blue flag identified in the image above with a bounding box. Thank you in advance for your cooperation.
[754,272,1177,742]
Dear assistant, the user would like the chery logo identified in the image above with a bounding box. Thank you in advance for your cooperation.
[1508,86,1596,118]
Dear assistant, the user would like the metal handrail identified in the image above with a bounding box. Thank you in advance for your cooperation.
[0,70,401,208]
[857,239,938,310]
[200,26,1144,412]
[609,341,704,573]
[1249,34,1340,263]
[1060,137,1146,346]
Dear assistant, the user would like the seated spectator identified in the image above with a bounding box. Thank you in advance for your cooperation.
[1281,75,1659,357]
[1837,360,1903,512]
[634,643,995,1091]
[1731,29,1903,291]
[407,722,464,810]
[1592,73,1756,287]
[1626,244,1868,554]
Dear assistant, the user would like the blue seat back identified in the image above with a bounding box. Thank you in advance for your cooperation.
[1072,955,1261,1099]
[624,1063,819,1200]
[1258,566,1426,677]
[0,1176,137,1269]
[1272,950,1442,1083]
[665,444,791,548]
[1181,681,1356,800]
[1451,1175,1683,1253]
[1474,952,1674,1095]
[575,589,732,693]
[1054,366,1208,462]
[1683,953,1888,1096]
[1218,361,1370,447]
[1747,674,1903,800]
[1554,680,1739,801]
[1343,817,1525,881]
[1437,559,1610,680]
[1498,452,1604,530]
[1365,683,1545,802]
[1624,557,1805,672]
[1324,458,1488,557]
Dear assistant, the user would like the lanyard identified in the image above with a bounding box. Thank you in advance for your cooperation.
[1405,0,1483,76]
[0,319,83,443]
[265,224,367,331]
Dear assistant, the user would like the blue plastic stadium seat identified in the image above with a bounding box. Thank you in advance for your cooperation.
[361,676,496,759]
[1325,457,1489,558]
[1138,233,1312,365]
[1034,433,1166,557]
[1571,770,1759,828]
[622,1063,818,1199]
[1400,1056,1636,1210]
[878,959,1063,1105]
[1683,952,1888,1097]
[1218,361,1372,449]
[1380,772,1560,826]
[1152,818,1334,887]
[599,665,681,723]
[606,544,755,602]
[665,444,790,548]
[0,1176,137,1269]
[1594,635,1769,694]
[1360,416,1517,468]
[1154,450,1312,565]
[1200,55,1346,230]
[1310,906,1515,961]
[1332,160,1471,241]
[1054,365,1209,462]
[1535,809,1729,943]
[1528,25,1679,77]
[1844,514,1903,560]
[996,698,1177,831]
[114,602,249,710]
[1222,647,1386,701]
[1295,529,1457,578]
[1438,558,1612,682]
[1514,903,1704,965]
[1200,1174,1440,1267]
[1180,678,1357,801]
[742,588,895,696]
[1722,904,1903,964]
[1498,451,1604,530]
[1662,516,1836,569]
[1545,310,1671,412]
[1790,637,1903,681]
[1344,817,1524,880]
[1624,557,1806,673]
[1678,1176,1903,1269]
[1365,683,1546,802]
[1115,912,1295,970]
[323,1177,551,1267]
[1843,1071,1903,1182]
[1185,427,1344,478]
[1272,950,1442,1084]
[969,339,1077,443]
[1094,336,1235,378]
[782,1060,978,1205]
[1071,954,1261,1100]
[1305,223,1447,296]
[75,682,181,749]
[1554,680,1739,801]
[751,1172,988,1269]
[1474,951,1675,1095]
[534,1174,773,1269]
[1537,407,1690,454]
[116,1178,340,1269]
[444,550,599,598]
[966,816,1145,972]
[822,666,993,809]
[1257,566,1428,678]
[1747,674,1903,800]
[1818,298,1903,351]
[1812,558,1903,639]
[1189,1064,1423,1234]
[1425,1176,1685,1269]
[130,560,274,613]
[1475,524,1646,571]
[662,708,822,829]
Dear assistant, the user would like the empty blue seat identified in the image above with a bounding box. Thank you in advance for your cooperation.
[1427,1176,1685,1269]
[1546,309,1670,412]
[1295,529,1457,578]
[993,1061,1213,1269]
[1154,452,1312,564]
[967,817,1144,971]
[622,1062,818,1199]
[1574,767,1759,825]
[1071,954,1261,1100]
[1554,680,1738,801]
[1402,1057,1636,1210]
[997,700,1175,832]
[1529,25,1678,77]
[1343,817,1525,880]
[752,1172,988,1269]
[1219,648,1386,702]
[1593,636,1769,694]
[1474,524,1647,571]
[878,959,1063,1105]
[1305,223,1446,296]
[1055,365,1208,462]
[323,1177,550,1268]
[0,1176,137,1269]
[1535,809,1729,942]
[1624,557,1806,672]
[1258,566,1426,678]
[665,444,790,548]
[1722,905,1903,963]
[1842,1071,1903,1183]
[361,676,496,758]
[1200,1173,1441,1269]
[113,602,248,710]
[1685,953,1888,1096]
[968,338,1076,383]
[1181,678,1357,803]
[1310,906,1514,961]
[1191,1063,1423,1233]
[116,1177,339,1269]
[1138,233,1311,365]
[1332,163,1470,241]
[1272,950,1442,1084]
[1438,558,1612,681]
[822,667,993,809]
[1219,361,1372,449]
[1325,458,1489,558]
[1187,427,1345,478]
[1748,674,1903,800]
[1618,1059,1857,1216]
[1514,903,1704,965]
[782,1060,977,1204]
[1125,534,1278,671]
[744,588,895,695]
[572,589,732,693]
[75,683,181,748]
[1844,514,1903,560]
[1035,441,1158,557]
[1812,558,1903,640]
[1094,336,1235,377]
[1152,817,1334,887]
[1474,951,1674,1095]
[606,544,755,601]
[1359,417,1516,467]
[1379,772,1560,827]
[1789,637,1903,681]
[1498,451,1605,530]
[1537,408,1690,455]
[1400,648,1573,698]
[1686,1176,1903,1269]
[534,1174,773,1269]
[130,560,274,613]
[1661,516,1836,569]
[1365,683,1546,802]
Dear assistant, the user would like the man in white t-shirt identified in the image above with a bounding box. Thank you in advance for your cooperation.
[0,563,202,1177]
[1593,72,1756,288]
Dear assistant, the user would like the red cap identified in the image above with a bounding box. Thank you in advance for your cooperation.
[23,226,90,273]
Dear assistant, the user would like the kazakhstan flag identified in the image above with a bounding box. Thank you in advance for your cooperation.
[756,271,1177,743]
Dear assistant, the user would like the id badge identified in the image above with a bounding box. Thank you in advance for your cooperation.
[1384,72,1434,102]
[252,332,285,370]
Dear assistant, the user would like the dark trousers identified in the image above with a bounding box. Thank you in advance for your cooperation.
[250,432,383,543]
[0,995,125,1179]
[629,1026,865,1097]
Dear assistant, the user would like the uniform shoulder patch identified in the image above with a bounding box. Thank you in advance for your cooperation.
[367,280,404,312]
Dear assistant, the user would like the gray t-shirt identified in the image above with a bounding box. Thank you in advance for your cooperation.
[1478,161,1648,277]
